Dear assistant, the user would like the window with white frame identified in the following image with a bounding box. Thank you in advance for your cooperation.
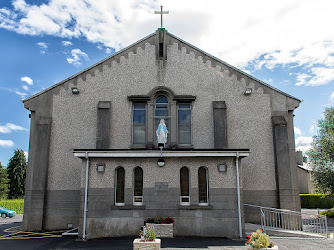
[133,103,146,145]
[180,167,190,205]
[115,167,125,206]
[178,103,191,145]
[198,167,208,205]
[133,167,143,206]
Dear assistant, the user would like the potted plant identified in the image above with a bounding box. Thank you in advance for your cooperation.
[145,216,174,238]
[245,229,278,249]
[133,226,161,250]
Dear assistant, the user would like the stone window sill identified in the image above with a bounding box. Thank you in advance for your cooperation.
[178,205,213,210]
[111,205,146,210]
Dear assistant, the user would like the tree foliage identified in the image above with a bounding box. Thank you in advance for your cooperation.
[308,107,334,194]
[0,162,9,199]
[7,149,27,199]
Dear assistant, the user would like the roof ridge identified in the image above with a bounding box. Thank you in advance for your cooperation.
[22,29,301,103]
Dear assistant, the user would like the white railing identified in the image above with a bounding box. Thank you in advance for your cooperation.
[244,204,328,237]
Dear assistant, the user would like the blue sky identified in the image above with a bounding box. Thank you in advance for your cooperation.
[0,0,333,165]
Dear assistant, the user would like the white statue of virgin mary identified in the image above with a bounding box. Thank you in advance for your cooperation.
[156,119,168,146]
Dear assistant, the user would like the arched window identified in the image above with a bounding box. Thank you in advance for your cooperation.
[155,96,169,145]
[133,167,143,206]
[198,167,208,205]
[180,167,190,205]
[115,167,125,206]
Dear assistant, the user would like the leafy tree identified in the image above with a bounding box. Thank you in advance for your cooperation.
[0,162,9,199]
[308,107,334,194]
[7,149,27,199]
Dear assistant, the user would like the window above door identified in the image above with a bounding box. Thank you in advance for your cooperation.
[128,86,196,149]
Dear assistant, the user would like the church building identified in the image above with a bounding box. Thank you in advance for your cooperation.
[22,28,301,239]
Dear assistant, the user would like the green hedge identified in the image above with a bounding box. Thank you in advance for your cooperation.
[320,208,334,218]
[0,199,24,214]
[300,194,334,209]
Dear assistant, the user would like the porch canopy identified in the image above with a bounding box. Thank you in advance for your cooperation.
[73,148,250,158]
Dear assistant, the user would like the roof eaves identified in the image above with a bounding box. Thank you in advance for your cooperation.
[167,32,302,102]
[22,31,156,103]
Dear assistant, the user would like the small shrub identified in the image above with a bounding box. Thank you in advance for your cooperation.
[245,229,274,249]
[139,226,156,241]
[162,216,174,224]
[0,199,24,214]
[144,227,156,241]
[320,208,334,218]
[154,216,164,224]
[146,218,155,223]
[149,216,174,224]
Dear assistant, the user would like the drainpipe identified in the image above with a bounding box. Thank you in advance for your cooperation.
[83,152,90,241]
[235,152,242,238]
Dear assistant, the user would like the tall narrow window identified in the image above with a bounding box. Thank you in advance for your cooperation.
[178,104,191,145]
[198,167,208,205]
[115,167,125,206]
[180,167,190,206]
[155,96,169,145]
[133,103,146,144]
[133,167,143,206]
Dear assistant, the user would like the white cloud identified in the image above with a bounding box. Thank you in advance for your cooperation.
[331,91,334,101]
[20,76,33,85]
[309,124,316,134]
[61,40,72,46]
[307,67,334,86]
[105,48,112,54]
[294,127,302,136]
[0,0,334,86]
[36,42,47,54]
[67,48,89,66]
[296,73,311,86]
[0,123,26,133]
[295,136,313,153]
[0,139,14,147]
[24,151,28,159]
[22,85,29,91]
[0,86,27,98]
[15,90,27,98]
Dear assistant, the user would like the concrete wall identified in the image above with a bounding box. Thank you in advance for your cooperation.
[297,167,315,194]
[78,157,242,239]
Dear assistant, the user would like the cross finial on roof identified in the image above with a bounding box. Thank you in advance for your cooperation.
[154,5,169,28]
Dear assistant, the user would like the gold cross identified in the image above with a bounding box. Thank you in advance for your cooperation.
[154,6,169,28]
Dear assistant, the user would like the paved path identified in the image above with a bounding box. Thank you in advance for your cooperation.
[1,215,334,249]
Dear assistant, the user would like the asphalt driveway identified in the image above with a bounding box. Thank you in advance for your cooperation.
[1,215,334,250]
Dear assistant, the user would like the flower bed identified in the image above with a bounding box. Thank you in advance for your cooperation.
[145,216,174,238]
[133,239,161,250]
[246,229,276,249]
[145,223,173,238]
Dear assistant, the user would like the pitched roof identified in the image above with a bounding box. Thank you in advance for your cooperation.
[22,29,301,103]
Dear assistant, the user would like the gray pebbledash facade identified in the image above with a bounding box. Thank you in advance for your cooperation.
[22,29,301,239]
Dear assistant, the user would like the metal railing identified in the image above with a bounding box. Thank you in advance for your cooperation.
[244,204,328,237]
